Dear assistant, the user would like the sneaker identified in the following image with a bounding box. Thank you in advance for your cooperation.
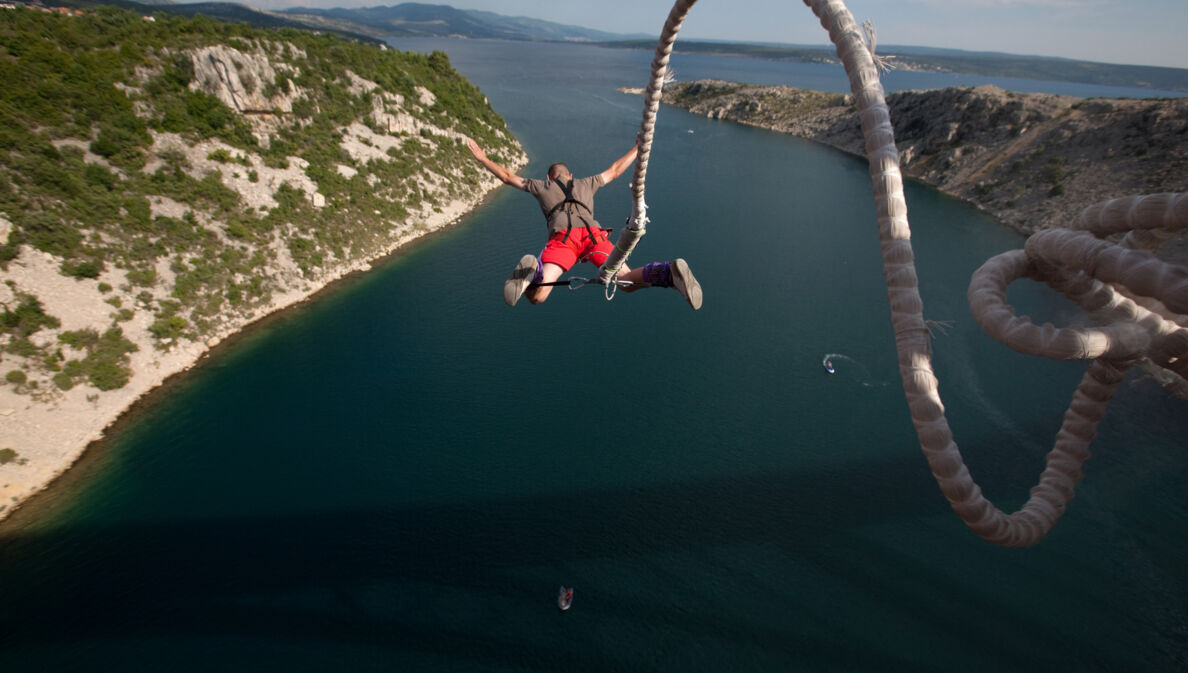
[670,258,702,310]
[504,254,539,306]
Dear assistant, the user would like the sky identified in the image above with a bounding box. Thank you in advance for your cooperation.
[244,0,1188,70]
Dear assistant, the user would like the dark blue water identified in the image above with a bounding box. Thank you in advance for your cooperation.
[0,39,1184,672]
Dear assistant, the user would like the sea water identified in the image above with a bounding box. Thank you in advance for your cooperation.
[0,39,1184,672]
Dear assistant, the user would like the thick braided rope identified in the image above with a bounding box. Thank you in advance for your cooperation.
[597,0,698,284]
[802,0,1188,547]
[625,0,1182,546]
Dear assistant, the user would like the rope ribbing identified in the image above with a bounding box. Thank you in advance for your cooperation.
[597,0,698,284]
[625,0,1184,546]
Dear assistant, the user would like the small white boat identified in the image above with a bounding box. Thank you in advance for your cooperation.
[558,586,574,611]
[824,359,835,374]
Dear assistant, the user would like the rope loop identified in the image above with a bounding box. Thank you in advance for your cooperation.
[628,0,1184,546]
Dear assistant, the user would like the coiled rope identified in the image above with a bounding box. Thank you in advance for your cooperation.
[621,0,1186,547]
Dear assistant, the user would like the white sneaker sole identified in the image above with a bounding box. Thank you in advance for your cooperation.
[671,258,702,310]
[504,254,538,306]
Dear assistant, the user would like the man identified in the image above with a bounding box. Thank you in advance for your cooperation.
[466,137,702,310]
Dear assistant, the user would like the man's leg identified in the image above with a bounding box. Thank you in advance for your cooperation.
[619,259,702,310]
[525,262,565,304]
[517,233,578,306]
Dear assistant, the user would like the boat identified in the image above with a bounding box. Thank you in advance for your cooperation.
[824,359,835,374]
[558,586,574,611]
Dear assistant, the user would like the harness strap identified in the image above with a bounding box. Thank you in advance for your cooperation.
[546,176,596,244]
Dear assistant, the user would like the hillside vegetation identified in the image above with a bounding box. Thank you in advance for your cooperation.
[0,6,522,397]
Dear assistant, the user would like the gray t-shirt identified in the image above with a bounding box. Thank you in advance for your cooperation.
[524,174,606,234]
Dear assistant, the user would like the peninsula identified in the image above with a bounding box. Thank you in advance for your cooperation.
[0,9,526,523]
[644,80,1187,259]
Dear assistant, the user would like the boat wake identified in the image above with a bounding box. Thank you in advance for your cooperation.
[822,353,889,388]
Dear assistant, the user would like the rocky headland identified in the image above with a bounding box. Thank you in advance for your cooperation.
[0,12,526,523]
[647,80,1187,260]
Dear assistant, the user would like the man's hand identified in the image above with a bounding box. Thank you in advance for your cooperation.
[466,137,487,162]
[466,137,526,190]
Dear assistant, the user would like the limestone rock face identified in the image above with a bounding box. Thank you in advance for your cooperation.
[189,44,300,115]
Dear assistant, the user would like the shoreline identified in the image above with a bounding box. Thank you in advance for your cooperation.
[0,179,511,530]
[641,81,1188,256]
[618,84,1033,233]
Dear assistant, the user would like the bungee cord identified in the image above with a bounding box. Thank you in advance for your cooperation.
[622,0,1186,546]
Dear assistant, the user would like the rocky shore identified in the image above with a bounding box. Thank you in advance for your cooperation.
[0,36,526,524]
[647,80,1187,260]
[0,183,511,525]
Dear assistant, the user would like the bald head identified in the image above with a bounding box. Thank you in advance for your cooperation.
[548,162,570,181]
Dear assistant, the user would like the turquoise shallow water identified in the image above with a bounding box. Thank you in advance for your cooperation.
[0,39,1184,672]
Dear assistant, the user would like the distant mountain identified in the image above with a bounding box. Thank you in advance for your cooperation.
[601,40,1188,93]
[274,3,1186,92]
[879,44,1188,93]
[53,0,1185,92]
[51,0,384,43]
[276,2,650,42]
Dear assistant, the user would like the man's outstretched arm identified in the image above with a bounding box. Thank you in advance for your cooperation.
[467,138,526,190]
[599,142,639,184]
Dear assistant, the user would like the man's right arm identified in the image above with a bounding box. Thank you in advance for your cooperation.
[467,138,527,191]
[598,142,639,184]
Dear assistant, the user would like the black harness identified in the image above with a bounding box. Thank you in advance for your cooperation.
[546,176,599,245]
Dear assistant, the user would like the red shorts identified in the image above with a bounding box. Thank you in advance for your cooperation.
[540,226,615,272]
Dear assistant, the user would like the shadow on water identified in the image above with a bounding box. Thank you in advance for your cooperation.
[0,446,1124,672]
[0,451,982,671]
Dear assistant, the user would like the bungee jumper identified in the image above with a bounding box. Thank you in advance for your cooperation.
[466,137,702,309]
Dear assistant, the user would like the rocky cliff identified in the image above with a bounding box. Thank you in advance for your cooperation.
[658,80,1187,244]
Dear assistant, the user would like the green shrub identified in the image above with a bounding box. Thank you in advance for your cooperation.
[226,220,249,239]
[5,338,40,358]
[149,315,188,341]
[21,211,82,258]
[126,268,157,287]
[0,242,18,266]
[91,115,151,170]
[83,163,120,191]
[1,294,61,338]
[53,327,137,391]
[1039,157,1066,184]
[53,372,74,390]
[59,329,100,350]
[88,360,128,390]
[0,448,19,465]
[62,259,104,279]
[63,360,85,378]
[5,370,27,385]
